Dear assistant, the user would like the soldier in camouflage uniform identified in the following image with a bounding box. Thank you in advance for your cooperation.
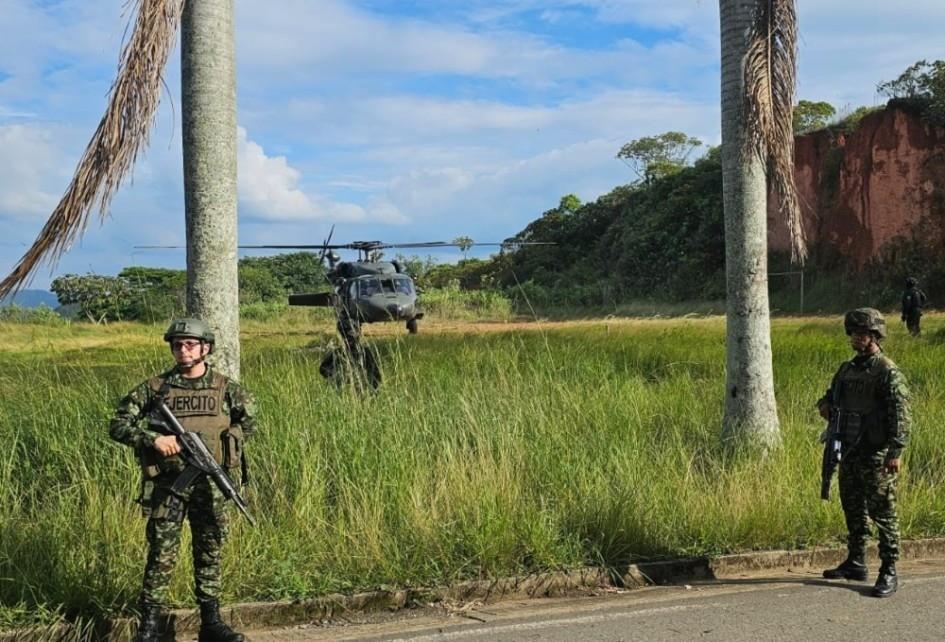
[110,319,256,641]
[901,277,927,337]
[817,308,910,598]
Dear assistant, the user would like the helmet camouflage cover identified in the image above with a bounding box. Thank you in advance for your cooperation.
[906,276,918,287]
[163,318,215,344]
[843,308,887,340]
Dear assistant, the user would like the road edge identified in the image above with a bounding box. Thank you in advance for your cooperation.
[6,537,945,641]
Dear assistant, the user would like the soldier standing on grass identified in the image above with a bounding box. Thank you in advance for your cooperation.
[901,277,927,336]
[110,319,255,642]
[817,308,910,598]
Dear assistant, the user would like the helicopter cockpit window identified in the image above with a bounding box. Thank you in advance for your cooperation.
[380,278,397,294]
[359,278,381,296]
[393,277,413,294]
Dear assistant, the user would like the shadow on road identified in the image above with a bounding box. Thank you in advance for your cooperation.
[689,575,876,596]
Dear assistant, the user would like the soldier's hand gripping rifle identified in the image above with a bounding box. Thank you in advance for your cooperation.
[820,409,843,500]
[150,400,257,526]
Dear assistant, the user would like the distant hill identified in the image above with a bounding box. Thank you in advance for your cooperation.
[0,289,58,308]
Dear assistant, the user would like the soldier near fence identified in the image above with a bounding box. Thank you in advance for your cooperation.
[110,318,256,642]
[901,277,927,336]
[816,308,910,598]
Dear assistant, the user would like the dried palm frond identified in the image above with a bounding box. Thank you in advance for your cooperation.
[0,0,185,298]
[743,0,807,263]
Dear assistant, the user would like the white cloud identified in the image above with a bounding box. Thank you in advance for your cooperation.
[237,126,407,224]
[273,88,715,156]
[796,2,945,107]
[0,124,65,218]
[235,0,715,87]
[372,137,638,242]
[3,0,945,284]
[238,127,319,219]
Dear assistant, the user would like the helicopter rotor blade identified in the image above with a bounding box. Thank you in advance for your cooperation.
[317,225,335,264]
[238,244,349,250]
[139,240,555,252]
[360,241,557,250]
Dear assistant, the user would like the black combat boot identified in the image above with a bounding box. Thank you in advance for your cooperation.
[823,552,868,581]
[872,561,898,598]
[198,599,245,642]
[135,604,162,642]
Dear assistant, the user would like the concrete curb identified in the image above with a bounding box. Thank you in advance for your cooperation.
[6,538,945,641]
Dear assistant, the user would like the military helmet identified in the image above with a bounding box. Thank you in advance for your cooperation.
[906,276,918,287]
[163,318,215,344]
[844,308,887,340]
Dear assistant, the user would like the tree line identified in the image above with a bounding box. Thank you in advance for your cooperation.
[422,58,945,312]
[50,253,326,323]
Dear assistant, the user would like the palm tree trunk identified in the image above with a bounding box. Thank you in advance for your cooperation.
[719,0,780,448]
[182,0,240,379]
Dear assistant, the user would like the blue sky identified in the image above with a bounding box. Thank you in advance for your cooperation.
[1,0,944,287]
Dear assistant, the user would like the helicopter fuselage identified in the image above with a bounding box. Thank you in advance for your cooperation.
[339,270,421,323]
[288,260,423,326]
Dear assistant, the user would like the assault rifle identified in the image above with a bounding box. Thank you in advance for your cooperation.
[820,409,844,501]
[150,400,256,526]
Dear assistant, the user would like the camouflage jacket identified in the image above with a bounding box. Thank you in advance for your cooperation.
[109,365,257,451]
[901,287,927,315]
[817,351,910,459]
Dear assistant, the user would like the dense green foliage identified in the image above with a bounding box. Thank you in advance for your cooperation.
[2,315,945,631]
[616,131,703,184]
[48,254,328,323]
[879,59,945,125]
[493,146,726,303]
[432,101,938,314]
[0,304,67,326]
[793,100,836,133]
[50,273,134,323]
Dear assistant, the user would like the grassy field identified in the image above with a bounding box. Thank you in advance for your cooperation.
[2,312,945,629]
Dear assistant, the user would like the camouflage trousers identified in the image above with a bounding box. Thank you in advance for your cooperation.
[838,450,900,562]
[140,474,230,607]
[905,313,921,336]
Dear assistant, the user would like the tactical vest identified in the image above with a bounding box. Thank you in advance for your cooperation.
[140,372,232,477]
[835,357,892,449]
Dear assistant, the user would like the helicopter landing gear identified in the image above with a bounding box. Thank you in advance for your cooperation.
[406,318,419,334]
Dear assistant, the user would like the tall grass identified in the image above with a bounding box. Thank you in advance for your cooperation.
[419,286,513,321]
[2,314,945,628]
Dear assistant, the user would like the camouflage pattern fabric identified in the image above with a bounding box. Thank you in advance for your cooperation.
[901,287,927,337]
[110,365,257,451]
[141,475,229,605]
[109,364,256,608]
[905,314,921,337]
[819,350,911,563]
[839,450,900,561]
[817,352,910,459]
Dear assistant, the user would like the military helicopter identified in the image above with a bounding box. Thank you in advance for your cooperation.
[237,238,548,340]
[139,235,550,388]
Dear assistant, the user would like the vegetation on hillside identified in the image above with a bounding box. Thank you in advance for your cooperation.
[23,59,945,325]
[879,59,945,125]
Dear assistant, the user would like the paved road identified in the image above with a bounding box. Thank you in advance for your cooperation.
[245,559,945,642]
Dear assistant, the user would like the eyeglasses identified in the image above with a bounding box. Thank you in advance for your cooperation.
[171,339,202,351]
